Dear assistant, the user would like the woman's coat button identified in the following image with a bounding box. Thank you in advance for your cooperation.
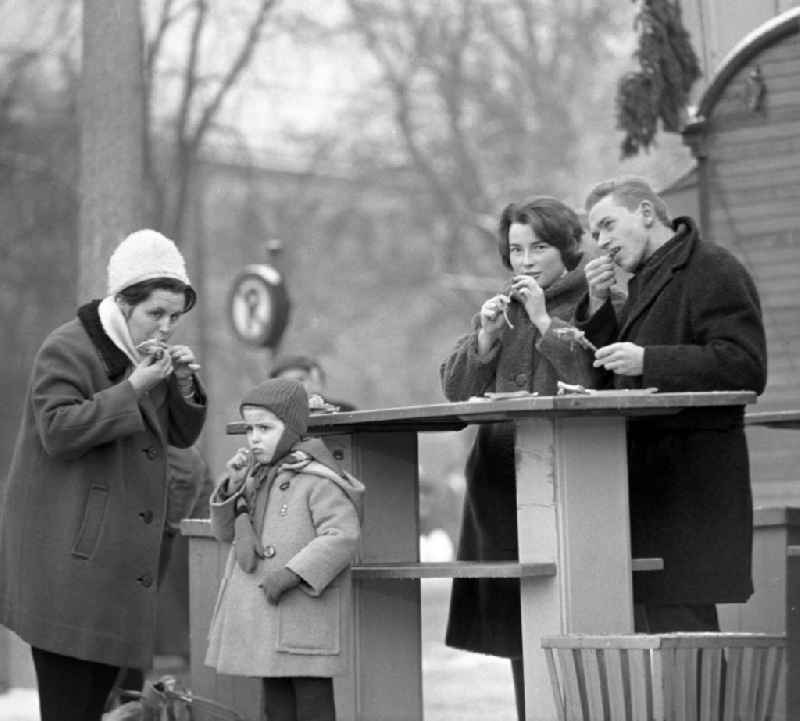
[138,573,153,588]
[139,510,154,524]
[264,545,276,558]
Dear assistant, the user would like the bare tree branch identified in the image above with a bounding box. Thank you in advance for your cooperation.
[346,0,493,268]
[174,0,207,153]
[189,0,278,150]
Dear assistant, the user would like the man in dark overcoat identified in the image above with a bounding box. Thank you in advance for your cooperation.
[576,176,767,632]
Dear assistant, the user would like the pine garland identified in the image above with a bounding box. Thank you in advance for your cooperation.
[616,0,701,157]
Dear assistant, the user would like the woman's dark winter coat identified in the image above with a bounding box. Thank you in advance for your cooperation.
[441,265,593,658]
[0,300,206,669]
[578,217,767,604]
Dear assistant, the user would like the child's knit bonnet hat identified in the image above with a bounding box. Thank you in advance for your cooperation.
[240,378,309,437]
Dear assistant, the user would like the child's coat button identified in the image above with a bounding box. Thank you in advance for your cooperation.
[264,545,276,558]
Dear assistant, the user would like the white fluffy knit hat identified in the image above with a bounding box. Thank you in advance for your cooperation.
[107,229,192,297]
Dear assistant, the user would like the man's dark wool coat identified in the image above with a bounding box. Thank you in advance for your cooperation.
[440,264,594,658]
[578,217,767,605]
[0,301,206,669]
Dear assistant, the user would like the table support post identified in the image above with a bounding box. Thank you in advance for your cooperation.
[516,415,633,720]
[329,431,423,721]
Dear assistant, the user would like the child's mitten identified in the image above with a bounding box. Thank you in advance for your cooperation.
[260,567,301,604]
[233,513,263,573]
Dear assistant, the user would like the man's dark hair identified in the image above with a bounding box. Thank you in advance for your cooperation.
[584,176,671,225]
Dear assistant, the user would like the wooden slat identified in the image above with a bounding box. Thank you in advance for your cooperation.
[709,125,800,156]
[680,647,700,721]
[716,84,800,117]
[706,133,800,165]
[628,649,650,721]
[723,68,800,95]
[750,402,800,423]
[632,557,664,572]
[707,164,800,193]
[760,645,785,721]
[659,633,786,649]
[558,648,586,721]
[652,646,668,721]
[699,647,723,721]
[542,635,664,650]
[580,649,606,721]
[739,647,760,721]
[707,150,800,180]
[653,648,680,719]
[709,198,800,225]
[714,184,800,209]
[707,192,800,220]
[708,106,800,133]
[544,647,568,721]
[714,88,800,117]
[350,560,557,579]
[749,294,800,311]
[718,72,800,100]
[755,39,800,63]
[672,648,695,721]
[754,647,772,721]
[708,211,800,236]
[722,647,743,721]
[604,649,629,721]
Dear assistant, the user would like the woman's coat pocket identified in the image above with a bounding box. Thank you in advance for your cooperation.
[276,586,341,655]
[71,484,109,559]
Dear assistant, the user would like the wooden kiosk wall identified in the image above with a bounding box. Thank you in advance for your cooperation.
[681,7,800,506]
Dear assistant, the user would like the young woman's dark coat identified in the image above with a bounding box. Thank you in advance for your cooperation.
[441,266,593,658]
[577,217,767,604]
[0,301,206,669]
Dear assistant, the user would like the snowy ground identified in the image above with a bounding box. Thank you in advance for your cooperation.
[0,688,37,721]
[0,579,516,721]
[0,580,517,721]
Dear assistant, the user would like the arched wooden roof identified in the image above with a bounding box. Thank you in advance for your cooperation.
[696,6,800,118]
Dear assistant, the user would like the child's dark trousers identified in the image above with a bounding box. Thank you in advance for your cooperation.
[262,676,335,721]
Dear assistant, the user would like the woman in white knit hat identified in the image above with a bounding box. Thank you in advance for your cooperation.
[0,229,207,721]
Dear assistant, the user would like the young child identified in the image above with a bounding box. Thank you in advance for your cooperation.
[205,379,364,721]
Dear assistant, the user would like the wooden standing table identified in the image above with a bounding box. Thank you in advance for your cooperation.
[183,390,755,721]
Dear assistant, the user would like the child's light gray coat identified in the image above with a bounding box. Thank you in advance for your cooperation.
[205,438,363,677]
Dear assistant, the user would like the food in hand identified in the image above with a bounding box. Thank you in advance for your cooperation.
[553,326,597,352]
[497,294,514,329]
[230,448,252,471]
[136,338,168,360]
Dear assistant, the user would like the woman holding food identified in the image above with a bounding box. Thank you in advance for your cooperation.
[0,229,206,721]
[441,197,597,720]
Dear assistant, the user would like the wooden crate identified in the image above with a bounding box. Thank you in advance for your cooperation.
[542,633,786,721]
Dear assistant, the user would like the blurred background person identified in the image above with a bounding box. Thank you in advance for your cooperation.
[269,354,356,412]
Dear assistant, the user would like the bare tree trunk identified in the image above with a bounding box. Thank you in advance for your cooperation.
[78,0,144,301]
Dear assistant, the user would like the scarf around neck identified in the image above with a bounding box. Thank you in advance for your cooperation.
[97,296,143,366]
